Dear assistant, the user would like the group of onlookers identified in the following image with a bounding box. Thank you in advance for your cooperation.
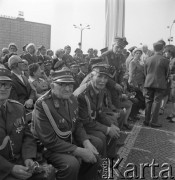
[0,37,175,180]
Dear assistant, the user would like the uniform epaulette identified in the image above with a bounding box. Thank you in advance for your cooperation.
[7,99,23,106]
[37,91,51,103]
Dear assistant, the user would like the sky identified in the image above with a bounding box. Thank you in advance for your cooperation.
[0,0,175,54]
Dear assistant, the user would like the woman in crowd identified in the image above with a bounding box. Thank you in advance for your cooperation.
[28,63,50,97]
[128,48,145,88]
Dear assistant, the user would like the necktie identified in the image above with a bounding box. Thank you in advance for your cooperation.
[62,100,69,112]
[0,105,6,120]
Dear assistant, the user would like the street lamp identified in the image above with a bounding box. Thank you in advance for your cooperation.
[167,20,175,44]
[73,24,90,50]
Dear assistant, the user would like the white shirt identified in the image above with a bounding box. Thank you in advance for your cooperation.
[12,72,24,84]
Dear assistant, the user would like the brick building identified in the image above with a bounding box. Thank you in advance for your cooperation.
[0,15,51,54]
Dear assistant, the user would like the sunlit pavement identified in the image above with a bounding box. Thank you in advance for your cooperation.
[116,103,175,180]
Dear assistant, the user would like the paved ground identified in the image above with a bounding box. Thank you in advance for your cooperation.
[114,102,175,180]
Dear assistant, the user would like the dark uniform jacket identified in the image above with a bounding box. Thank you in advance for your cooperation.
[74,82,114,142]
[23,53,38,65]
[33,90,88,154]
[77,71,86,86]
[144,52,169,89]
[101,50,126,84]
[0,100,37,180]
[10,73,36,105]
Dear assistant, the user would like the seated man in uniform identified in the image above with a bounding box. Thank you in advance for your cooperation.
[32,69,103,180]
[74,64,122,159]
[0,68,54,180]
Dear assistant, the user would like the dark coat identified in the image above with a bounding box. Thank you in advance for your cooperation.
[144,52,169,89]
[22,53,38,65]
[10,73,36,105]
[33,90,88,154]
[101,50,126,84]
[0,100,37,180]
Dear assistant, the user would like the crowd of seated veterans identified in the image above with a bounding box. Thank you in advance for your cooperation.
[0,37,174,180]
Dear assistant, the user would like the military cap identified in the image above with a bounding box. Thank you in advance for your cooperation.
[51,69,75,83]
[70,63,79,68]
[92,64,110,77]
[100,47,108,54]
[89,57,103,66]
[79,62,87,67]
[113,36,128,48]
[0,68,12,81]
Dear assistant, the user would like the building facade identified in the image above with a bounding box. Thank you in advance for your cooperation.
[0,15,51,54]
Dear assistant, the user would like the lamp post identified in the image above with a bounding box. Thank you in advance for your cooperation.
[167,20,175,44]
[73,24,90,50]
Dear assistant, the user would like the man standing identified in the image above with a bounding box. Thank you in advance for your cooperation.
[101,37,128,84]
[33,69,103,180]
[143,42,169,127]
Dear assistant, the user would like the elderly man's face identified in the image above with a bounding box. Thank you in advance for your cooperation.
[91,72,108,90]
[0,81,11,101]
[51,82,74,99]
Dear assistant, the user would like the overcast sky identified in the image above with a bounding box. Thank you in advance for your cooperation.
[0,0,175,54]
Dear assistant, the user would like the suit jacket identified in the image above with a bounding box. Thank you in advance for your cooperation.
[0,100,36,180]
[10,73,36,105]
[144,52,169,89]
[74,82,113,143]
[23,53,38,65]
[33,90,88,154]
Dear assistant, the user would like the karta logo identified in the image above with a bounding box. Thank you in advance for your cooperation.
[101,158,175,179]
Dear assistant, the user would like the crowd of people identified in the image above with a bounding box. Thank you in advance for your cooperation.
[0,36,175,180]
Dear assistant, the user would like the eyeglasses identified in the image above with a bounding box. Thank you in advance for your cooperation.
[0,82,11,89]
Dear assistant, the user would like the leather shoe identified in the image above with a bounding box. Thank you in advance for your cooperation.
[143,121,149,126]
[150,123,162,128]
